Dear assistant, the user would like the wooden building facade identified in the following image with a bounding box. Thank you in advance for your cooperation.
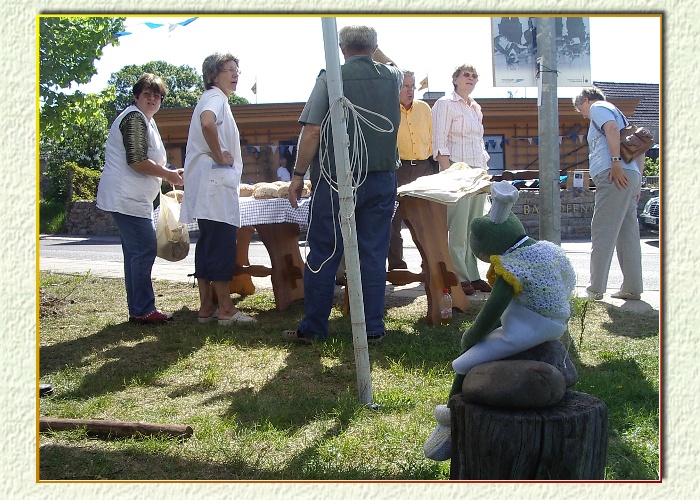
[155,97,642,185]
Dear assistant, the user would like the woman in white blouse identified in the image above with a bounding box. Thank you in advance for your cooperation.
[432,64,492,296]
[180,52,255,325]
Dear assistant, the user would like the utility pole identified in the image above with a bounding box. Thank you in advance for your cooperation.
[536,18,562,244]
[320,18,373,406]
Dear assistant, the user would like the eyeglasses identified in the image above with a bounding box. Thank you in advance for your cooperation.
[141,91,164,101]
[401,85,416,90]
[221,68,241,75]
[461,71,479,79]
[573,97,588,111]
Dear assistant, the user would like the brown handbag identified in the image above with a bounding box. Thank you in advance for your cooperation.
[592,108,654,163]
[619,122,654,163]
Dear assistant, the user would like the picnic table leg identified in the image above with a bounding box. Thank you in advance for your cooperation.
[398,198,469,324]
[229,226,256,296]
[255,223,305,311]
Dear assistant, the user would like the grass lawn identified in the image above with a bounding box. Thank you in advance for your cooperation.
[38,271,660,481]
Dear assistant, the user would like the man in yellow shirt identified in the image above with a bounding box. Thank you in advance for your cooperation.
[388,70,436,270]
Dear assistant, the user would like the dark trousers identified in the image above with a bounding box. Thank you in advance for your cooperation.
[387,159,436,270]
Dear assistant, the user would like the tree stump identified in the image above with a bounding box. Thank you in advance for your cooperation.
[450,390,608,480]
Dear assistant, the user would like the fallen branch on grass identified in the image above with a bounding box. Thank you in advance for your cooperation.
[40,417,193,439]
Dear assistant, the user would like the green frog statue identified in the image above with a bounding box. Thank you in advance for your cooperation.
[424,181,577,461]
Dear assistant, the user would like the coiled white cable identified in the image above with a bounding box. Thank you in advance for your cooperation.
[304,95,395,274]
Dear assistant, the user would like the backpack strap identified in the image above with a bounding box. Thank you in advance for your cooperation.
[591,104,629,135]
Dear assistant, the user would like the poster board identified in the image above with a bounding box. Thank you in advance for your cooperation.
[491,17,592,87]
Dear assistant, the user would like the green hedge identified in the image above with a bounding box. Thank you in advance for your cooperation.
[44,161,101,203]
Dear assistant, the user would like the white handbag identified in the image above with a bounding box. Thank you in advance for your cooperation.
[155,190,190,262]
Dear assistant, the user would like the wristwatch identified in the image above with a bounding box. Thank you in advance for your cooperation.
[292,170,306,177]
[610,157,622,162]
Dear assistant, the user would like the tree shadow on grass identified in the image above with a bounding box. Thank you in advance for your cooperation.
[599,302,660,339]
[39,304,254,400]
[39,442,261,480]
[574,356,660,480]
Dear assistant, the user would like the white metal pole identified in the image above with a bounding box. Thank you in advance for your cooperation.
[320,17,373,405]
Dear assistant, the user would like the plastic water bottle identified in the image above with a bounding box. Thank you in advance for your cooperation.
[440,288,453,325]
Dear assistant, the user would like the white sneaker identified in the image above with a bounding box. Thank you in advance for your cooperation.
[434,404,451,424]
[585,288,604,300]
[423,405,452,461]
[218,311,256,325]
[611,290,641,300]
[424,424,452,461]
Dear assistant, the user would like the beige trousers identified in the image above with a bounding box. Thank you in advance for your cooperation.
[589,169,643,294]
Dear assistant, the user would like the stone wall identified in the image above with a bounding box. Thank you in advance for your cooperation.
[514,187,659,240]
[514,189,595,239]
[65,200,119,236]
[64,188,659,238]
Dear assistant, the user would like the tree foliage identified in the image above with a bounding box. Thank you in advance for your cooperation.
[106,61,203,119]
[39,16,125,134]
[643,157,659,177]
[39,16,125,202]
[40,92,112,203]
[107,60,249,121]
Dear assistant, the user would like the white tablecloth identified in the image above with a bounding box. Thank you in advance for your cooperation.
[153,197,311,232]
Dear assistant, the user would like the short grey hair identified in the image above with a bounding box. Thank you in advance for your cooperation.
[572,87,606,111]
[338,25,378,51]
[402,70,415,78]
[452,63,478,90]
[202,52,240,90]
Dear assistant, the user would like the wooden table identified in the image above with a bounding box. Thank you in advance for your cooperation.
[386,196,470,324]
[153,197,307,311]
[229,223,305,311]
[227,197,309,311]
[224,196,470,322]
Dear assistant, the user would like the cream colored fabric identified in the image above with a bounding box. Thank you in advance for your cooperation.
[164,189,184,203]
[396,162,492,205]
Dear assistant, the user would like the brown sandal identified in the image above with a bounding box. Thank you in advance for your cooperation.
[281,329,313,345]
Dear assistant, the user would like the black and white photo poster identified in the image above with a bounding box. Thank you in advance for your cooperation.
[491,16,592,87]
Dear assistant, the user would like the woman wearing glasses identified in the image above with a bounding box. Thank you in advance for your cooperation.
[432,64,492,296]
[96,73,184,324]
[180,52,256,325]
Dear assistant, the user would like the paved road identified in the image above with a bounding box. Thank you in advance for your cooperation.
[39,229,661,312]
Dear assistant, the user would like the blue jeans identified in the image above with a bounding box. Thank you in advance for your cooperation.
[298,171,396,340]
[110,211,157,317]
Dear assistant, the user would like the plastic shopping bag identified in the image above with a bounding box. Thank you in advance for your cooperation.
[156,190,190,262]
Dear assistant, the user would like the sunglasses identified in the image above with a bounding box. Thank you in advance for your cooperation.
[141,91,164,101]
[461,71,479,79]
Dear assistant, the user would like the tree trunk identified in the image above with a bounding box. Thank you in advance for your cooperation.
[450,390,608,480]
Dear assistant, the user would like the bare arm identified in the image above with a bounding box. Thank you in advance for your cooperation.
[602,119,628,190]
[436,154,451,171]
[288,124,321,208]
[129,160,183,186]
